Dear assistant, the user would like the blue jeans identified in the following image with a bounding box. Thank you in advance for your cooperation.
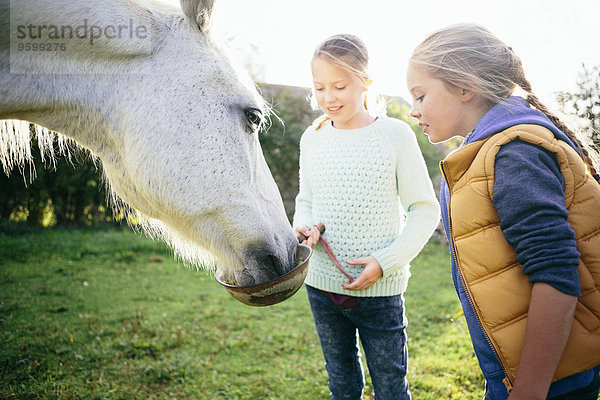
[306,285,411,400]
[483,366,600,400]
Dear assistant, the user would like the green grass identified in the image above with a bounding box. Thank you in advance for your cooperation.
[0,226,483,399]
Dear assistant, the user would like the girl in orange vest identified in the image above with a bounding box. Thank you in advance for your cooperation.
[407,23,600,400]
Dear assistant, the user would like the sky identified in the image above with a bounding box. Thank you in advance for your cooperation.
[188,0,600,106]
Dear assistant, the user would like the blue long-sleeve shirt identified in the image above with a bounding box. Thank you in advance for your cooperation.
[493,139,581,296]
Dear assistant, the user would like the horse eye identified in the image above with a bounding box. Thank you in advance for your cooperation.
[244,107,263,133]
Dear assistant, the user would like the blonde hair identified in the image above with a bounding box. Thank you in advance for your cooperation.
[410,23,600,182]
[310,33,384,130]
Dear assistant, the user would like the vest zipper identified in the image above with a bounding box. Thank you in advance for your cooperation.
[439,160,514,393]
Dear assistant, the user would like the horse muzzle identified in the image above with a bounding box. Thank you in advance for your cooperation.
[215,243,312,306]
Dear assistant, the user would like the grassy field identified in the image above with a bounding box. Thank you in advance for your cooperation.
[0,226,483,399]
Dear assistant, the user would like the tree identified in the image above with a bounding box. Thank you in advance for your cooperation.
[258,83,319,220]
[556,64,600,146]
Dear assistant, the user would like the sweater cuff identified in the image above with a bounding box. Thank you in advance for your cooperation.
[371,248,402,278]
[371,205,440,278]
[527,264,581,296]
[292,213,313,231]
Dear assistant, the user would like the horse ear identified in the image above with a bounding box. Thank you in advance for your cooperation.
[180,0,215,33]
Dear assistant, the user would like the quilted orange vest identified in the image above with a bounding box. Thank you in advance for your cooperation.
[440,124,600,385]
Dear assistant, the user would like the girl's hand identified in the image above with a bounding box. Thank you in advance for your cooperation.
[294,225,320,249]
[505,282,578,400]
[342,256,383,291]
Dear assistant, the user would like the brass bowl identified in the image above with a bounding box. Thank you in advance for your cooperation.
[215,244,312,307]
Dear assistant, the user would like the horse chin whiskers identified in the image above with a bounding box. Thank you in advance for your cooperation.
[131,213,220,271]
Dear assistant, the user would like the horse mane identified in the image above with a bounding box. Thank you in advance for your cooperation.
[0,120,71,179]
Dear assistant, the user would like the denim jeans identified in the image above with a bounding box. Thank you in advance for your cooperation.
[306,285,411,400]
[483,366,600,400]
[549,369,600,400]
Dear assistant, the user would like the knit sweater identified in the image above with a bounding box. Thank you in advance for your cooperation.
[293,117,440,297]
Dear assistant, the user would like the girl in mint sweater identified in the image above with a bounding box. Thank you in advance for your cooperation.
[293,33,439,400]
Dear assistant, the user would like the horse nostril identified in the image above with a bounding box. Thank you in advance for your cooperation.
[256,252,285,279]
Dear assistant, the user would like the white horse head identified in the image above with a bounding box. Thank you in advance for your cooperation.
[0,0,298,286]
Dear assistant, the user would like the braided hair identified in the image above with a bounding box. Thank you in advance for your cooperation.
[409,23,600,182]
